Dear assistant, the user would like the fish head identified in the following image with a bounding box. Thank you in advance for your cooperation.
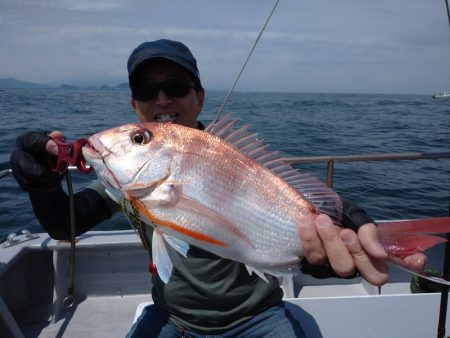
[82,123,174,196]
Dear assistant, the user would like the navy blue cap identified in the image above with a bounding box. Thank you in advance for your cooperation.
[127,39,201,86]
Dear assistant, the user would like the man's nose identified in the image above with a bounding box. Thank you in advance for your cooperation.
[155,90,172,105]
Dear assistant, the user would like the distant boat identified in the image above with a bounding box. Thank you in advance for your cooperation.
[432,91,450,98]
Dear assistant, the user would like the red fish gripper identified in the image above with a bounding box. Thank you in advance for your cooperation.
[51,137,93,174]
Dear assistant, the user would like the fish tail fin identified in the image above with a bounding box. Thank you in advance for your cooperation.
[378,217,450,285]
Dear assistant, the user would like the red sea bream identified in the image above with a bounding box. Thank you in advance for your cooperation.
[81,115,450,284]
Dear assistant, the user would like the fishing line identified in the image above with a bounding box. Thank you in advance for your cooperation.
[213,0,280,126]
[62,170,77,309]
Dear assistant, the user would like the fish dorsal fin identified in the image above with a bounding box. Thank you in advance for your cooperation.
[206,113,342,223]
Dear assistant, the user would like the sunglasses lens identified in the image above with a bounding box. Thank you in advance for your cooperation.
[132,84,159,101]
[133,79,195,101]
[163,79,193,98]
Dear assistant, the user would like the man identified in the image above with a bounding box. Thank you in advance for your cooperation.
[10,39,425,337]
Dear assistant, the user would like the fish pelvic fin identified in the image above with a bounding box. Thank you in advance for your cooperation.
[152,229,189,283]
[379,217,450,285]
[206,113,342,224]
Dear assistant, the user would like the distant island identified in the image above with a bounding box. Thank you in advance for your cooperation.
[0,77,50,89]
[0,77,129,90]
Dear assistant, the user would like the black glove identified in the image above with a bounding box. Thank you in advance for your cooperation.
[341,198,375,231]
[10,131,62,192]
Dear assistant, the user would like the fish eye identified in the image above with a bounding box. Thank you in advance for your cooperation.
[131,129,152,145]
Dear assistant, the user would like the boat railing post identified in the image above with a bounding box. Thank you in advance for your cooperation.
[326,160,334,188]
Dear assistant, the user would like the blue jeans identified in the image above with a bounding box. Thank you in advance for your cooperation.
[126,302,306,338]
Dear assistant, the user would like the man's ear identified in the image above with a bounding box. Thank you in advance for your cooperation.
[196,89,205,113]
[131,98,137,110]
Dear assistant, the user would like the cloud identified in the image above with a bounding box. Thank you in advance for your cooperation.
[0,0,449,93]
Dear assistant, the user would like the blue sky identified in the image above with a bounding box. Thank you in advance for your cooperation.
[1,0,449,94]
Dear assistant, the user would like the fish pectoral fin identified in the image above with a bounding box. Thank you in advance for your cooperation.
[125,181,180,209]
[173,191,254,247]
[152,229,190,284]
[146,181,182,207]
[142,182,252,247]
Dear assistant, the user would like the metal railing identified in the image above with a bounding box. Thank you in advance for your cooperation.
[2,151,450,185]
[283,151,450,188]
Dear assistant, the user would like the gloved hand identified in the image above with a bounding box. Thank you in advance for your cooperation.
[10,131,62,192]
[341,199,375,231]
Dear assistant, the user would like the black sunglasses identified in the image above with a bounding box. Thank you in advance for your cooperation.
[132,78,196,101]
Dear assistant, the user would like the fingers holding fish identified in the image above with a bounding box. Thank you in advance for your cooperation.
[341,227,389,286]
[314,214,356,278]
[403,253,427,271]
[297,214,327,265]
[298,213,355,277]
[357,223,388,260]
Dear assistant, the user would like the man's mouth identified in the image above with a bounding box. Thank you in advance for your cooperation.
[154,113,179,122]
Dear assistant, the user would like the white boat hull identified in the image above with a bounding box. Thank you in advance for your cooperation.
[1,230,449,338]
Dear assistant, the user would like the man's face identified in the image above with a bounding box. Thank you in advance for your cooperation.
[131,61,204,129]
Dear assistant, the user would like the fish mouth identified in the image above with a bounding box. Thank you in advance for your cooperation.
[81,138,122,190]
[81,142,101,160]
[82,136,111,160]
[154,112,179,122]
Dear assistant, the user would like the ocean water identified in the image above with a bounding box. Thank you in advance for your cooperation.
[0,88,449,243]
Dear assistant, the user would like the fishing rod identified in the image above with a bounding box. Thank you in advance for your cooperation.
[213,0,280,126]
[437,3,450,336]
[445,0,450,29]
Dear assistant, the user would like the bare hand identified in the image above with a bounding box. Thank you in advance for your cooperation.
[339,223,389,286]
[299,214,389,286]
[45,131,65,156]
[299,214,428,286]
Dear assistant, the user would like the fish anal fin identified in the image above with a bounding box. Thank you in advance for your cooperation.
[245,263,296,283]
[245,264,269,283]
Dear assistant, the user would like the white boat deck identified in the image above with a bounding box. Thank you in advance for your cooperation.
[1,230,449,338]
